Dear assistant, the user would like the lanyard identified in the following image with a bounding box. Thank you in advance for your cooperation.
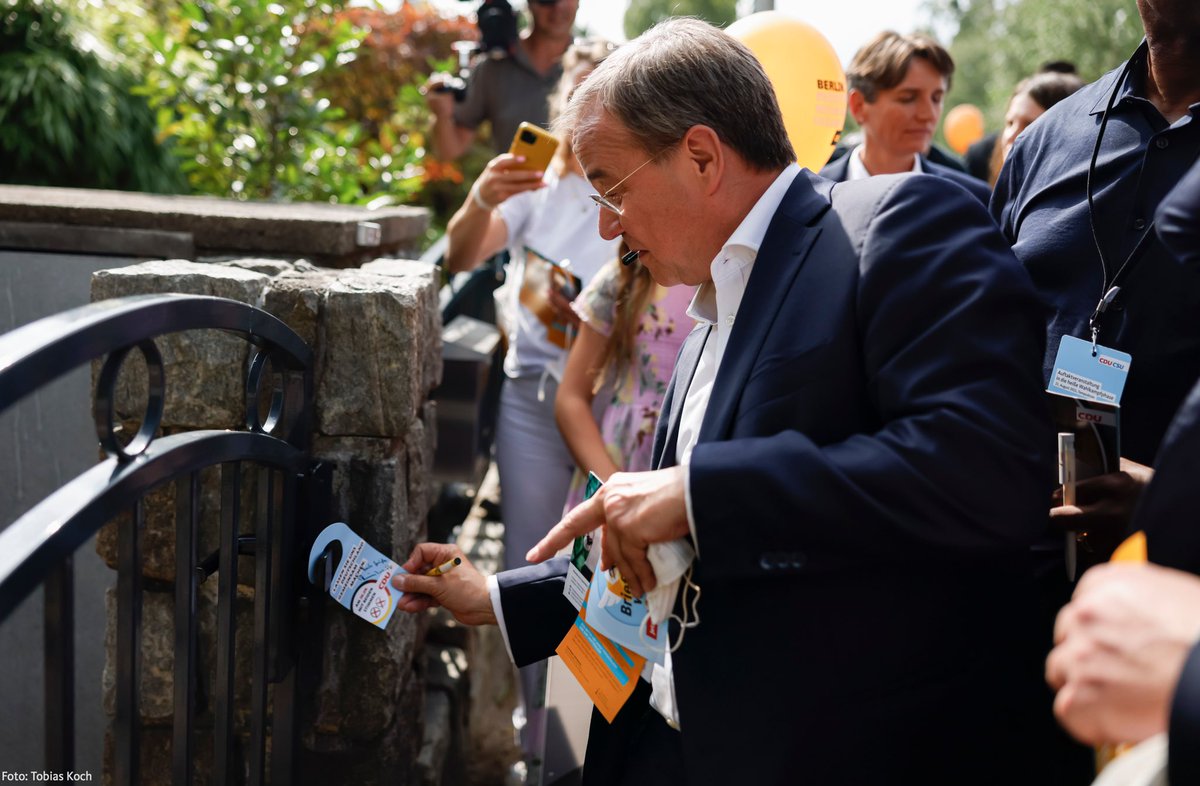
[1085,49,1159,356]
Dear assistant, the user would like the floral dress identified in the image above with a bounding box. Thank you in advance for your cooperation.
[562,260,696,512]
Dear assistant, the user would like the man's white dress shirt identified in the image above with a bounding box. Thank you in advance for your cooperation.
[489,163,805,727]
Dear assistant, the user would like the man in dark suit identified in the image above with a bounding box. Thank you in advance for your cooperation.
[818,30,991,204]
[1046,156,1200,784]
[396,17,1059,785]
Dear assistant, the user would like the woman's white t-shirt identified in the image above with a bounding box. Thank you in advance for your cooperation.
[496,167,619,379]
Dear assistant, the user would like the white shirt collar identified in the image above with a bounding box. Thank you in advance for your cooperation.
[686,163,803,324]
[847,144,922,181]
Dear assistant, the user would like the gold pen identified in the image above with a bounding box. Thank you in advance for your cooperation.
[426,556,462,577]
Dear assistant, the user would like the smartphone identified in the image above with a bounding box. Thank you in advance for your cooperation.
[508,122,559,172]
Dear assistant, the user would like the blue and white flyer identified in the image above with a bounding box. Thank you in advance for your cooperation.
[584,565,667,665]
[307,522,405,629]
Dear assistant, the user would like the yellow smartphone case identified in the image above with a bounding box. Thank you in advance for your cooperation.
[508,122,559,172]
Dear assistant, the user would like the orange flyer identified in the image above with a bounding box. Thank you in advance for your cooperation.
[555,601,646,723]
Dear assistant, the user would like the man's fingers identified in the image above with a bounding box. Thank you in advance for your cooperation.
[1050,504,1084,517]
[614,539,656,597]
[527,494,605,563]
[1072,472,1135,504]
[599,525,615,572]
[391,572,444,597]
[1052,681,1084,738]
[1045,644,1067,691]
[401,542,459,574]
[396,594,439,614]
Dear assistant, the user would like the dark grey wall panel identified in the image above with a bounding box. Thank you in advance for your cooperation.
[0,251,142,777]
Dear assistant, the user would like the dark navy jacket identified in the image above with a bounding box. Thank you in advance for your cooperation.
[497,171,1059,785]
[1123,157,1200,784]
[819,149,992,205]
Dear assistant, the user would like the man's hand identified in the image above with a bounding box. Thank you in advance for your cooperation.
[391,542,497,627]
[422,73,458,119]
[526,467,690,597]
[1050,457,1154,561]
[1045,562,1200,745]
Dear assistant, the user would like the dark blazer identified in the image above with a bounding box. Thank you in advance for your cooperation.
[1137,160,1200,783]
[1135,157,1200,571]
[820,150,993,205]
[1134,372,1200,784]
[497,171,1058,785]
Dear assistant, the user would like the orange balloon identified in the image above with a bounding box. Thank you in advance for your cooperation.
[726,12,846,172]
[943,104,985,154]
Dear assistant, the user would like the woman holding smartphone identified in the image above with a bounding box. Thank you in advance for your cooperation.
[444,39,619,570]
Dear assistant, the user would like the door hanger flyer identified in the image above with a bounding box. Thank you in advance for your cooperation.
[307,522,405,629]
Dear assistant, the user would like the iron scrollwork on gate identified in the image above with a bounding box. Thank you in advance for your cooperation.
[0,294,318,785]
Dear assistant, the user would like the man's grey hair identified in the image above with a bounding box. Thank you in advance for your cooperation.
[553,17,794,171]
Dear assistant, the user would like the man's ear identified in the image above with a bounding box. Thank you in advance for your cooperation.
[681,125,724,196]
[848,89,869,125]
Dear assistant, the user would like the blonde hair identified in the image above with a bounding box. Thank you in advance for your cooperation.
[592,244,657,395]
[549,38,615,173]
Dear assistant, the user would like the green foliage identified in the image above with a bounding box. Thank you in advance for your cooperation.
[0,0,183,191]
[305,3,484,238]
[133,0,397,202]
[927,0,1144,128]
[2,0,494,247]
[623,0,737,39]
[131,0,485,228]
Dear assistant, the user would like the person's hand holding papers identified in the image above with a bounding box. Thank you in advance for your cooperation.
[526,466,690,598]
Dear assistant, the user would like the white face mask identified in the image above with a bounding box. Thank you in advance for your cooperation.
[643,538,700,652]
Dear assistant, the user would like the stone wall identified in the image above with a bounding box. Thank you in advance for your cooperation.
[0,185,429,266]
[90,257,453,784]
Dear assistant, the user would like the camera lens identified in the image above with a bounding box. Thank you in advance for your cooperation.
[520,130,537,144]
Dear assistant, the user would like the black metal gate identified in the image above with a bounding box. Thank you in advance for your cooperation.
[0,294,320,784]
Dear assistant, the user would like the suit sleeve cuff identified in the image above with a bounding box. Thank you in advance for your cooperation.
[487,573,517,665]
[1169,639,1200,783]
[683,461,700,559]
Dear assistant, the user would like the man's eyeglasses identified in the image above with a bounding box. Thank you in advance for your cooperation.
[588,153,661,216]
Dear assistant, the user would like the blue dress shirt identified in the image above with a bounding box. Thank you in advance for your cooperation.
[993,41,1200,464]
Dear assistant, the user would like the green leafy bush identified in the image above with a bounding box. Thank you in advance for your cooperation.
[0,0,182,191]
[135,0,384,202]
[135,0,484,224]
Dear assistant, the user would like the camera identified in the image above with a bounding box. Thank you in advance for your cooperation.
[431,40,476,102]
[476,0,519,57]
[460,0,563,58]
[434,0,520,102]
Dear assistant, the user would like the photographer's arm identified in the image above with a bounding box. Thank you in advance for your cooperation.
[424,74,476,162]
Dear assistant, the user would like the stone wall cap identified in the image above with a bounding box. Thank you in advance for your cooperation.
[0,184,429,259]
[97,259,270,283]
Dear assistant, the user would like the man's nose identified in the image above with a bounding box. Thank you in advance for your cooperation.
[598,209,622,241]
